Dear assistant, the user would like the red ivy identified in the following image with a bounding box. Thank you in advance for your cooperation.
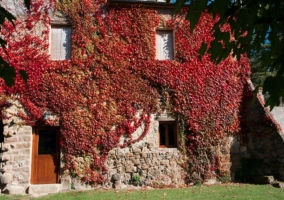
[0,0,251,184]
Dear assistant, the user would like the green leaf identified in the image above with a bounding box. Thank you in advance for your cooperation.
[173,0,187,14]
[24,0,30,10]
[19,70,28,85]
[0,6,16,25]
[186,0,208,31]
[2,65,15,87]
[198,42,207,60]
[0,38,8,55]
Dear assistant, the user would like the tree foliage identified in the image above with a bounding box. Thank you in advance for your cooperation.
[172,0,284,109]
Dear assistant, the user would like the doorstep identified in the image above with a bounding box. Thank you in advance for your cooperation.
[28,184,61,196]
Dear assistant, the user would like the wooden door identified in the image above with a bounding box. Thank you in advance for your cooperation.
[31,127,60,184]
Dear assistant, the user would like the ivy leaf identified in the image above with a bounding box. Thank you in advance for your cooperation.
[19,70,28,86]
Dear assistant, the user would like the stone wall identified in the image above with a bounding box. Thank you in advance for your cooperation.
[0,104,32,193]
[104,115,188,188]
[106,143,187,188]
[231,83,284,183]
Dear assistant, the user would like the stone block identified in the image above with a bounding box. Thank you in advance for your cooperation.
[1,165,13,172]
[0,172,13,184]
[133,159,140,165]
[21,149,30,154]
[170,162,176,168]
[145,158,151,164]
[271,181,284,189]
[125,166,133,173]
[22,136,31,142]
[146,142,153,149]
[160,160,169,166]
[109,150,115,155]
[204,179,217,185]
[13,155,29,162]
[20,126,32,132]
[2,144,9,152]
[61,177,71,190]
[127,152,133,157]
[141,164,149,170]
[114,180,127,189]
[7,185,25,195]
[133,148,142,154]
[13,167,29,172]
[107,159,114,165]
[4,137,18,143]
[29,184,61,194]
[2,155,10,161]
[3,131,13,137]
[112,173,121,181]
[4,150,19,155]
[19,131,31,135]
[149,169,160,178]
[141,152,147,158]
[133,166,137,172]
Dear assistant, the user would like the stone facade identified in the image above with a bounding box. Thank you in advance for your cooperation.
[1,0,284,195]
[104,116,187,188]
[231,83,284,183]
[0,105,190,193]
[0,104,31,194]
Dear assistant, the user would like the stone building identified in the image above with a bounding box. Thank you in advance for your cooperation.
[0,0,284,196]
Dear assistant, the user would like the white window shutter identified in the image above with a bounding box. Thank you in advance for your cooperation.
[51,27,72,60]
[156,30,174,60]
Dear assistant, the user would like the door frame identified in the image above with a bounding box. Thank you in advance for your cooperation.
[30,126,60,184]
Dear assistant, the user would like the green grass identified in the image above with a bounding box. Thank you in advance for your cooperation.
[1,184,284,200]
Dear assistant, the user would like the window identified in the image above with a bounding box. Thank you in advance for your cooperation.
[159,121,177,148]
[50,26,72,60]
[156,30,174,60]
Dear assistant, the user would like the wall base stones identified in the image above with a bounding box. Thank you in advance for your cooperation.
[105,142,187,188]
[231,85,284,183]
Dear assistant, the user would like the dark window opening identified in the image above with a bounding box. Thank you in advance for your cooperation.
[159,121,177,148]
[38,129,57,155]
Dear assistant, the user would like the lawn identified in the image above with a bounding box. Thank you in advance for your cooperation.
[0,184,284,200]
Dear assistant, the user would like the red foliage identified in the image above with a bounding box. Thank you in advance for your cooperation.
[0,0,251,184]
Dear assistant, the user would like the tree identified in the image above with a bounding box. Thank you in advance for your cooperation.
[0,0,30,86]
[250,44,275,86]
[172,0,284,109]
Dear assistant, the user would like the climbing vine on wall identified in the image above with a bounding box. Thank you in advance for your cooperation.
[0,0,251,184]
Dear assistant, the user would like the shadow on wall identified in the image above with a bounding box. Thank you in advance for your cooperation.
[231,84,284,183]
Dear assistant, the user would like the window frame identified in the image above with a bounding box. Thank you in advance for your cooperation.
[49,24,72,60]
[155,28,175,60]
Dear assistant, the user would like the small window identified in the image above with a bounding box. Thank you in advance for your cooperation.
[156,30,174,60]
[50,26,72,60]
[159,121,177,148]
[38,129,57,155]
